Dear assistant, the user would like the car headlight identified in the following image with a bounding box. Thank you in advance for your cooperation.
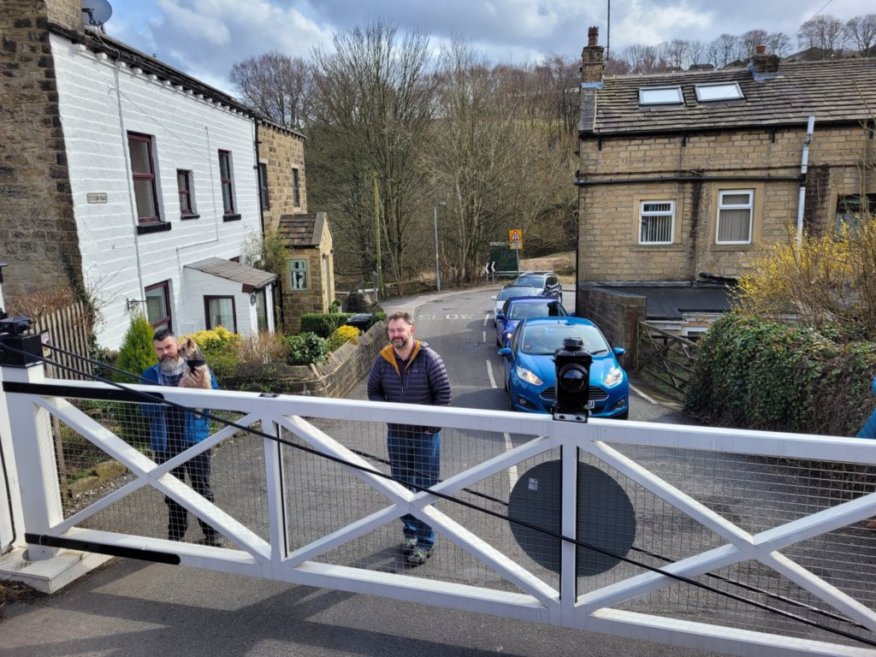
[603,366,624,388]
[515,366,543,386]
[504,332,513,341]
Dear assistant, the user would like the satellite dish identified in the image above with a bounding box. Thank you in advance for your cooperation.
[81,0,112,28]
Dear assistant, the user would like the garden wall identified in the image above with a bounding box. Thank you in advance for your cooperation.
[225,321,387,397]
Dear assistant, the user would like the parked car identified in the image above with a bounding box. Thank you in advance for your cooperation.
[509,271,563,303]
[491,284,543,325]
[495,296,567,347]
[498,317,628,419]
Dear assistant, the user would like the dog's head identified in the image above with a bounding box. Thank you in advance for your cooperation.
[177,337,202,361]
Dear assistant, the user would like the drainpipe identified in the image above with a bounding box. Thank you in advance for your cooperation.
[796,116,816,245]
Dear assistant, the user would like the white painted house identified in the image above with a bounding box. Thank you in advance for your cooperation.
[46,24,276,349]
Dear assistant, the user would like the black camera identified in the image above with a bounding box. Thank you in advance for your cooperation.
[553,336,592,421]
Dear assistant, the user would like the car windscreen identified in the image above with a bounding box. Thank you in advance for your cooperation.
[520,323,609,356]
[497,287,518,300]
[513,276,545,287]
[508,301,565,320]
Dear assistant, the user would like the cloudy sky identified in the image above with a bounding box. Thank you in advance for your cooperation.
[100,0,864,94]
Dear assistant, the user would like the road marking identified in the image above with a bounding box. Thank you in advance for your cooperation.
[482,330,486,343]
[485,359,518,490]
[483,312,492,327]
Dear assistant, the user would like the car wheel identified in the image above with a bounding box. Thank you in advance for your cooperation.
[503,375,508,392]
[496,336,501,347]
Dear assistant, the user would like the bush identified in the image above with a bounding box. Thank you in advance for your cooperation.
[114,314,157,383]
[237,331,289,365]
[327,325,361,351]
[300,313,353,337]
[286,332,329,365]
[188,326,242,380]
[685,313,876,435]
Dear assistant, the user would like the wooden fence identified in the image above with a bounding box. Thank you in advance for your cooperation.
[635,322,698,402]
[32,301,93,380]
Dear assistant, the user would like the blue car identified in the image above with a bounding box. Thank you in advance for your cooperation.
[495,296,567,347]
[498,317,629,419]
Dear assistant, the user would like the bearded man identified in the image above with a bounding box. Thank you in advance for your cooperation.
[142,327,222,546]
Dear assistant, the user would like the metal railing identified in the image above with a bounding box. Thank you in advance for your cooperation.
[3,360,876,657]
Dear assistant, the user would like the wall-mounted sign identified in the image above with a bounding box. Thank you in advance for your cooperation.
[86,192,108,204]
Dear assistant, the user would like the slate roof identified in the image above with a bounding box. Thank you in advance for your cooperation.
[185,258,277,293]
[277,213,328,247]
[583,57,876,136]
[587,285,734,321]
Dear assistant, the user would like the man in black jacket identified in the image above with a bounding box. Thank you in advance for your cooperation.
[367,311,451,566]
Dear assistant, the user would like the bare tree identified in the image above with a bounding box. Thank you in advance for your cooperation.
[663,39,689,69]
[229,52,313,128]
[707,33,742,67]
[309,22,435,285]
[844,14,876,54]
[422,39,575,283]
[764,32,791,57]
[798,14,846,53]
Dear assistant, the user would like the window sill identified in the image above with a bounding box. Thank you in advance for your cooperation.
[180,213,200,220]
[712,242,754,251]
[137,222,171,235]
[630,244,684,252]
[223,213,242,222]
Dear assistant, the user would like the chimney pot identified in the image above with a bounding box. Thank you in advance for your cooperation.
[588,26,598,47]
[755,44,766,55]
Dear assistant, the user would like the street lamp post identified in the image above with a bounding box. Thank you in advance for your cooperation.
[433,202,445,291]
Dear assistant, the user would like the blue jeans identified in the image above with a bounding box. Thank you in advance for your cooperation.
[387,430,440,549]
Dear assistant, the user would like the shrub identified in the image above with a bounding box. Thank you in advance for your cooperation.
[327,325,361,352]
[114,314,157,383]
[286,332,329,365]
[237,331,289,365]
[300,313,353,337]
[188,326,242,380]
[686,312,876,435]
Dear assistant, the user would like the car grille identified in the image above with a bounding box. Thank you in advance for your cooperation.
[541,386,608,402]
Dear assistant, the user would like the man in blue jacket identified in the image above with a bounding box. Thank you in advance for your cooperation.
[367,312,451,566]
[142,328,222,546]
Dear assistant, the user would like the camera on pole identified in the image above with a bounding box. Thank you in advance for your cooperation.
[553,336,592,422]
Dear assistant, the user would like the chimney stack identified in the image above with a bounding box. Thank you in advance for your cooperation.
[581,26,605,84]
[752,44,780,75]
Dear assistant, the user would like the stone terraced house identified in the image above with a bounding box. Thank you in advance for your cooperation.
[0,0,331,350]
[575,27,876,342]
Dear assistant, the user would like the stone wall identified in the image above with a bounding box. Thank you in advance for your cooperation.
[577,123,876,283]
[576,286,646,367]
[0,2,83,302]
[258,122,307,234]
[226,321,386,397]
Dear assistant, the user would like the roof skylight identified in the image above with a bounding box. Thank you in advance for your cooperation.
[639,86,684,105]
[695,82,744,102]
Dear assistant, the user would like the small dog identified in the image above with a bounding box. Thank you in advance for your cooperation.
[177,337,212,389]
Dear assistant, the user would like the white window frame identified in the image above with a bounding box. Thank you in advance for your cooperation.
[290,258,308,291]
[638,86,683,105]
[716,190,754,245]
[638,201,676,245]
[695,82,744,102]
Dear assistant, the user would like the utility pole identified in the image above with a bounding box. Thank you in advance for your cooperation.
[373,173,382,295]
[433,201,445,292]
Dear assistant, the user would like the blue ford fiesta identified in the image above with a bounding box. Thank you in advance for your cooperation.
[498,317,629,419]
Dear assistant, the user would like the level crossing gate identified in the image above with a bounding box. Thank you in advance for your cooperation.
[2,358,876,657]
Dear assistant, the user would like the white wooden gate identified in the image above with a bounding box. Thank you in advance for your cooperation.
[2,360,876,657]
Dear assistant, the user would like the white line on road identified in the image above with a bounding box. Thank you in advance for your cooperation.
[483,312,490,327]
[485,359,518,490]
[482,330,486,343]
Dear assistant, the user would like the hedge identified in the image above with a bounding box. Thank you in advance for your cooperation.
[685,313,876,436]
[300,313,354,338]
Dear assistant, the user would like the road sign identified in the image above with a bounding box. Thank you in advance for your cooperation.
[484,261,496,275]
[509,228,523,250]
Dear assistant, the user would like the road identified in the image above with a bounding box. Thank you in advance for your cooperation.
[0,286,723,657]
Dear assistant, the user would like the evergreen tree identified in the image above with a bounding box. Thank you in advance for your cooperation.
[115,314,157,383]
